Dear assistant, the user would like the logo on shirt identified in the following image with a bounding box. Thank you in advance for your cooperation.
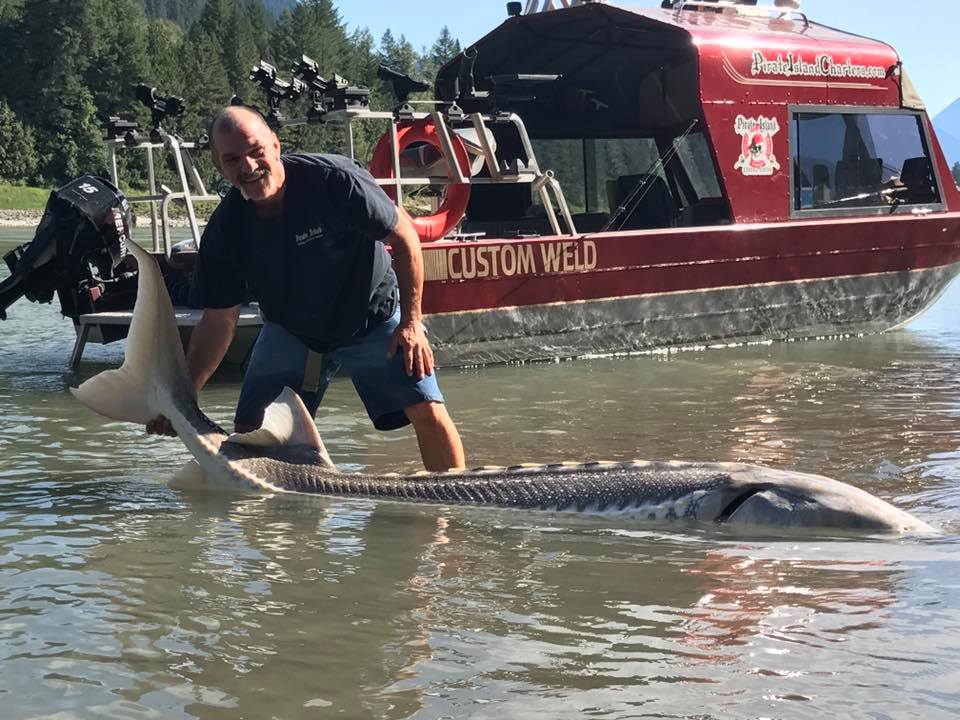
[294,224,325,247]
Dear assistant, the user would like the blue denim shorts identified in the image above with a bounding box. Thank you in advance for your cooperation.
[235,306,445,431]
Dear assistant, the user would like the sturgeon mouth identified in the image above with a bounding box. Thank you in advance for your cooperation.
[715,484,777,524]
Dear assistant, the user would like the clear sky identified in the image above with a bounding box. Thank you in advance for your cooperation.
[336,0,959,118]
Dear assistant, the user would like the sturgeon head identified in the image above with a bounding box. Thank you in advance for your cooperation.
[69,241,936,534]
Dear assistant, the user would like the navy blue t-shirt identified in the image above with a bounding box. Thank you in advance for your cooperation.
[192,153,399,352]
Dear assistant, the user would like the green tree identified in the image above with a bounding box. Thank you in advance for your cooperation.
[142,0,201,27]
[0,100,37,181]
[269,0,353,155]
[145,19,186,93]
[245,0,274,57]
[952,161,960,188]
[36,74,106,183]
[260,0,296,18]
[177,31,233,134]
[194,0,261,98]
[342,27,393,162]
[0,0,21,22]
[272,0,349,74]
[0,2,20,100]
[347,28,380,88]
[418,26,461,80]
[8,0,107,183]
[84,0,151,117]
[376,28,427,129]
[223,7,261,98]
[378,29,418,76]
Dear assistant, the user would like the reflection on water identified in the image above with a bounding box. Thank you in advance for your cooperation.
[1,230,960,718]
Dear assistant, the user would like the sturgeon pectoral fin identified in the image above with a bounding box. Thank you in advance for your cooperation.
[227,387,335,468]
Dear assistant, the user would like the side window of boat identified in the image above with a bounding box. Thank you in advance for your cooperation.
[792,110,942,215]
[674,133,723,201]
[590,138,670,230]
[529,137,671,232]
[670,132,731,227]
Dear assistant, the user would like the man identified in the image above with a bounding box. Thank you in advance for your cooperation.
[148,105,465,471]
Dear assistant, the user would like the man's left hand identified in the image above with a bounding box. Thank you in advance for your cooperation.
[388,321,435,379]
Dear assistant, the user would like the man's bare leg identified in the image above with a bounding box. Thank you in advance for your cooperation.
[404,401,465,471]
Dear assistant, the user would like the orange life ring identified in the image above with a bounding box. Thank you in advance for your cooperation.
[369,120,472,243]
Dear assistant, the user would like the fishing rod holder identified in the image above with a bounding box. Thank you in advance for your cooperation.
[247,56,577,238]
[249,58,371,127]
[249,60,307,127]
[378,64,431,118]
[135,83,186,141]
[105,116,140,146]
[292,55,333,120]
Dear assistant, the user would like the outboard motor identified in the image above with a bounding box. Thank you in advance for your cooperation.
[0,175,137,322]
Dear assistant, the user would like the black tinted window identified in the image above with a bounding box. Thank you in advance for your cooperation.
[793,111,940,212]
[674,133,722,200]
[531,138,663,215]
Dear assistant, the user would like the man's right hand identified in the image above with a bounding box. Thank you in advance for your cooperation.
[144,305,239,439]
[146,415,176,437]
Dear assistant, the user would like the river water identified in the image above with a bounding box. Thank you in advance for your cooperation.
[1,228,959,719]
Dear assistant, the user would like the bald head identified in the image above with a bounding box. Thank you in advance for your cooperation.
[209,105,275,156]
[209,105,285,207]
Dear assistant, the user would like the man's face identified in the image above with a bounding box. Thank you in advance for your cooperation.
[214,113,284,204]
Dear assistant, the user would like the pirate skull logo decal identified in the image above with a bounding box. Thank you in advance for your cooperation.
[734,115,781,177]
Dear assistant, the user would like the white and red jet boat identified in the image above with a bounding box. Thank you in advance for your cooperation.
[410,0,960,364]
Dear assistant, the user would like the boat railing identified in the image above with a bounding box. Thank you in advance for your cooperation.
[522,0,596,13]
[673,0,809,26]
[106,136,220,256]
[334,106,576,237]
[104,85,220,257]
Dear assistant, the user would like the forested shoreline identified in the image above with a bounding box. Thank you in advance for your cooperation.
[0,0,461,191]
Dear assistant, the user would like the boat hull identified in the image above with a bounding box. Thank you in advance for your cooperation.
[421,212,960,365]
[426,263,960,365]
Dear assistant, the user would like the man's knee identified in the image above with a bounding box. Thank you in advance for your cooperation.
[404,400,451,428]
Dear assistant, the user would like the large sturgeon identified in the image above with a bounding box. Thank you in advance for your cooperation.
[71,242,934,532]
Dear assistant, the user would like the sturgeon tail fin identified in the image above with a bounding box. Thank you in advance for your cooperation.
[70,241,194,423]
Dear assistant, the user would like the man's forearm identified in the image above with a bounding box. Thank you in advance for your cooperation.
[186,306,240,391]
[387,213,424,325]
